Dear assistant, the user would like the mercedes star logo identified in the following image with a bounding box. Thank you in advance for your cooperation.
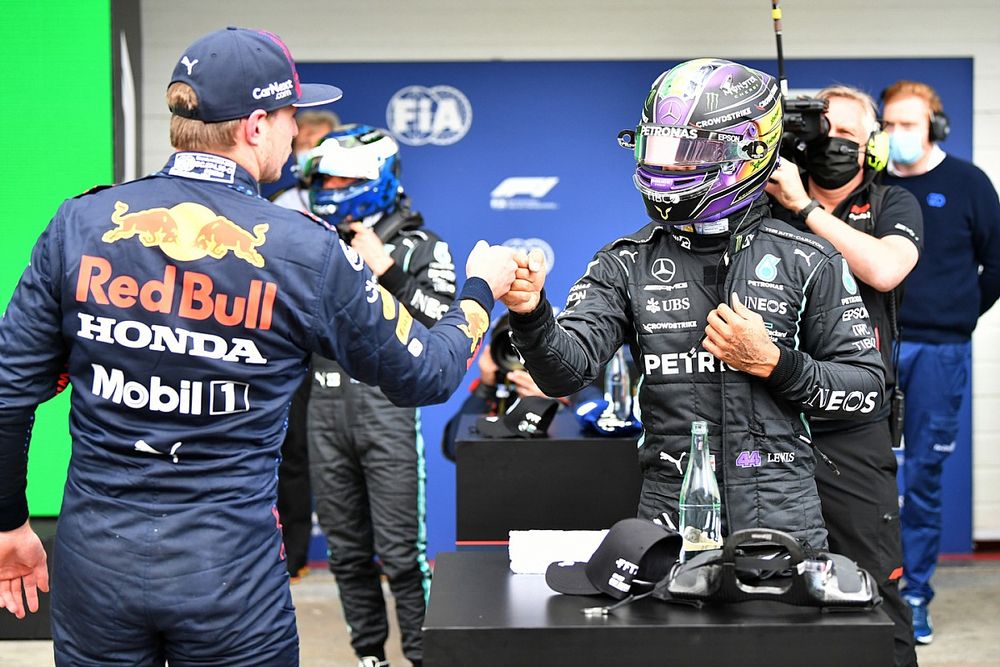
[658,99,681,124]
[650,258,676,284]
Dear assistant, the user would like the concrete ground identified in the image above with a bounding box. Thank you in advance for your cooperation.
[2,559,998,666]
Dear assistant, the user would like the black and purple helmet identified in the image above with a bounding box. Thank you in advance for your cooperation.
[618,58,782,225]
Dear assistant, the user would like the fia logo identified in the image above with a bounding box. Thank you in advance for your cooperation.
[386,85,472,146]
[755,254,781,282]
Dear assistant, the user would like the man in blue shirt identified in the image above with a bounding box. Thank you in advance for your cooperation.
[881,80,1000,645]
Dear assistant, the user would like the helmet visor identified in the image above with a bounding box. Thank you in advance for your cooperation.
[620,125,769,168]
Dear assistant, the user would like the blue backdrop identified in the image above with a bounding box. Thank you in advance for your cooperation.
[293,57,975,560]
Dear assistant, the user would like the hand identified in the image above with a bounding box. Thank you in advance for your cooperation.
[0,521,49,619]
[502,249,547,314]
[703,292,780,378]
[506,369,546,398]
[764,158,812,214]
[349,222,394,276]
[466,241,517,300]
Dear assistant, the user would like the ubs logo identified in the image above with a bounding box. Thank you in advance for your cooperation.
[650,258,677,283]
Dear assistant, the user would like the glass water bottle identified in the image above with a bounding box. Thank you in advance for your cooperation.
[678,420,722,560]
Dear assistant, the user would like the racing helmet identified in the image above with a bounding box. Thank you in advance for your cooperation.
[305,124,402,225]
[618,58,782,226]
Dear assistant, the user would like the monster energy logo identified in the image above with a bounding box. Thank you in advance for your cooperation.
[705,92,719,111]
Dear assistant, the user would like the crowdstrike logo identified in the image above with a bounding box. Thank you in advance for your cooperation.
[490,177,559,210]
[386,85,472,146]
[252,79,294,101]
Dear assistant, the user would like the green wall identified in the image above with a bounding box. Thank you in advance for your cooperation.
[0,1,113,515]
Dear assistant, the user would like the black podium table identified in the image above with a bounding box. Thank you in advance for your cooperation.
[455,411,641,545]
[424,551,894,667]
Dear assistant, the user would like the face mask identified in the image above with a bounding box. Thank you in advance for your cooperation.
[889,130,925,166]
[806,137,861,189]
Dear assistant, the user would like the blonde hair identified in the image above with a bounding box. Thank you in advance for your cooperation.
[816,85,881,137]
[881,80,944,115]
[167,82,241,151]
[295,109,340,131]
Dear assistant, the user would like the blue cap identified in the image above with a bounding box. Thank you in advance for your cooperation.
[169,27,343,123]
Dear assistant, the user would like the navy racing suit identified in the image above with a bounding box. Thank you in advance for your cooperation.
[0,152,493,666]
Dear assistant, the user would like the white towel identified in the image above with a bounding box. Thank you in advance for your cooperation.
[507,529,609,574]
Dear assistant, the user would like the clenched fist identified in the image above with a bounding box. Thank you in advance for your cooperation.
[466,241,517,300]
[703,292,780,378]
[502,249,546,314]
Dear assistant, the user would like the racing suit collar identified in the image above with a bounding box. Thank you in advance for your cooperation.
[160,152,262,198]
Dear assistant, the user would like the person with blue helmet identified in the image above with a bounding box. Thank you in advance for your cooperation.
[301,124,455,667]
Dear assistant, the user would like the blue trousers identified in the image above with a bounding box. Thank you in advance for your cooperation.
[897,340,972,603]
[50,502,299,666]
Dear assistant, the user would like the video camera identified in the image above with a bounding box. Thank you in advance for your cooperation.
[780,96,829,161]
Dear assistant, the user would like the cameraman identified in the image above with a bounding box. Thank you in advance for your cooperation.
[766,85,922,667]
[303,125,455,667]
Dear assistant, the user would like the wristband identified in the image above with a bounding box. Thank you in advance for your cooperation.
[797,198,824,220]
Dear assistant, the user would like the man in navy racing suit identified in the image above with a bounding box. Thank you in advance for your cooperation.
[0,27,516,666]
[502,59,885,550]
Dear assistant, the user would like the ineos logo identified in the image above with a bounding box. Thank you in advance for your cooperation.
[650,258,676,284]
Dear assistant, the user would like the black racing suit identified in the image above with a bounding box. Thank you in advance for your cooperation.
[509,199,885,550]
[0,152,493,666]
[773,174,923,667]
[307,206,456,664]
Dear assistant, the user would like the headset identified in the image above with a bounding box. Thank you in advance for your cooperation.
[865,130,890,172]
[929,109,951,143]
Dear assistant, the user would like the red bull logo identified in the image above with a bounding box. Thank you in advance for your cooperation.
[76,255,277,330]
[103,201,268,267]
[458,301,490,355]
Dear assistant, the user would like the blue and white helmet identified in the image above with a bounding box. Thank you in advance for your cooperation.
[305,124,402,225]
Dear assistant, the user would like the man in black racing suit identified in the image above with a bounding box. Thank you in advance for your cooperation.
[502,59,885,550]
[300,125,456,667]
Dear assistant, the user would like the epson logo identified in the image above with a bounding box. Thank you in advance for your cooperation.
[252,79,294,100]
[744,295,788,315]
